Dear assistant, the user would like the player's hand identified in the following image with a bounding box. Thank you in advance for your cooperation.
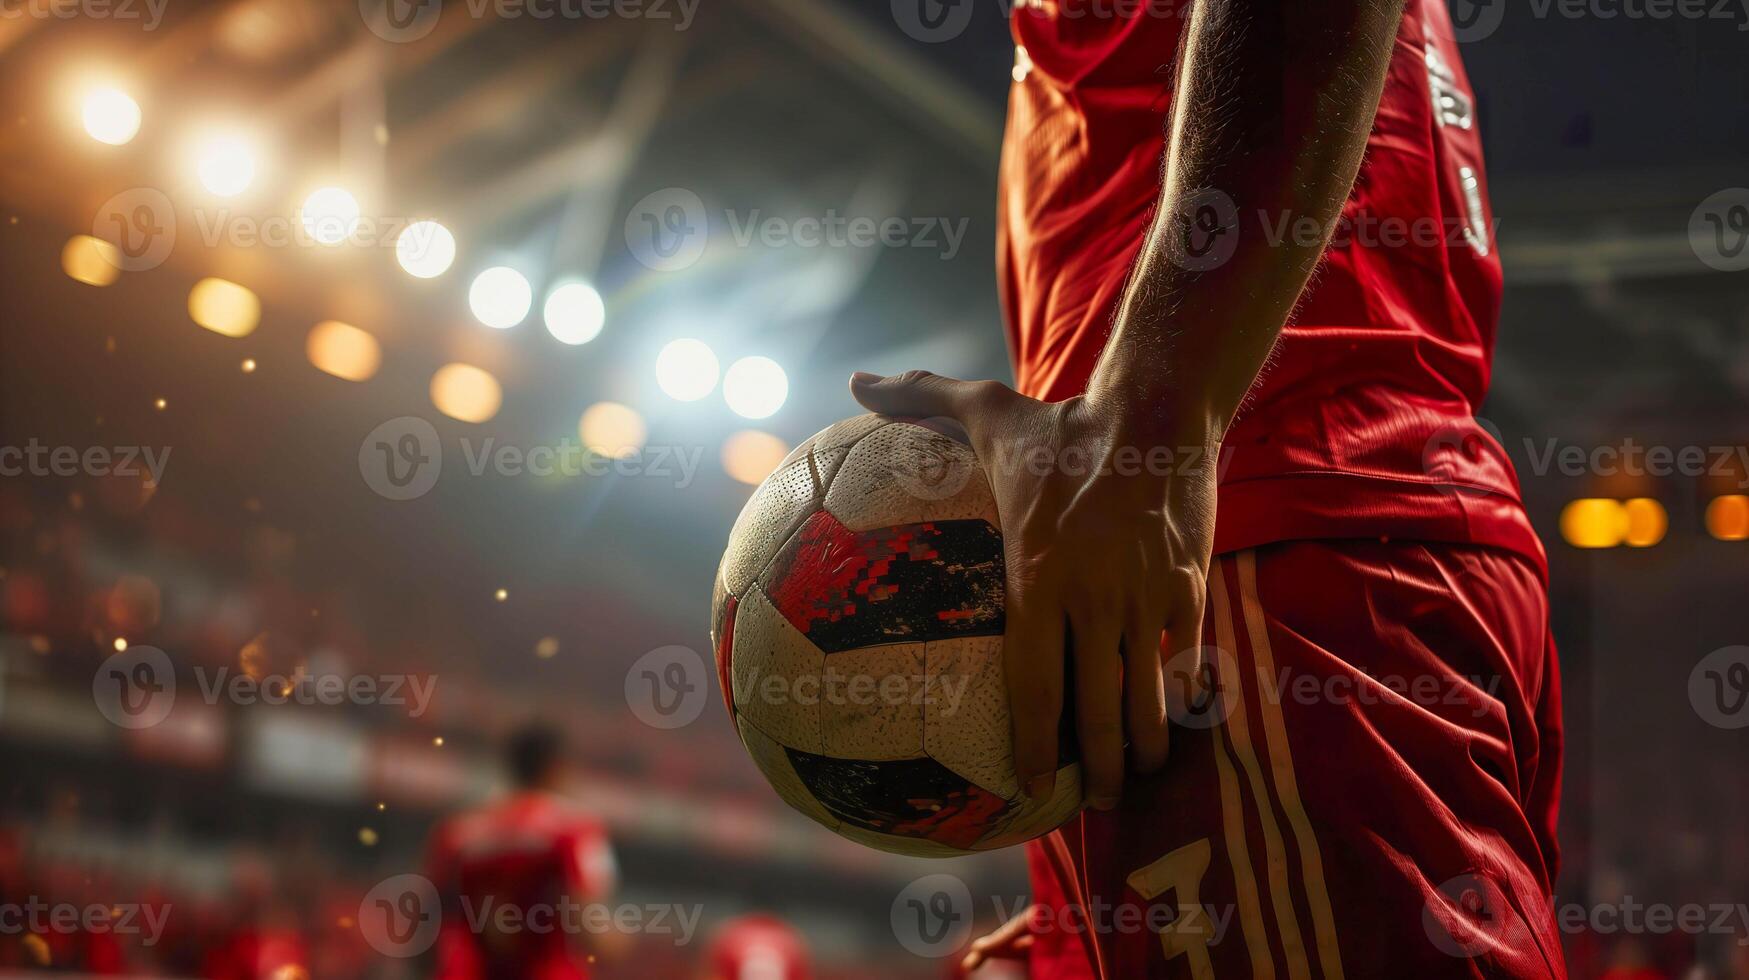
[955,904,1036,977]
[851,370,1215,809]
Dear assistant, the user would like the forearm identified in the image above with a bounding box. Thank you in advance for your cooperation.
[1087,0,1408,446]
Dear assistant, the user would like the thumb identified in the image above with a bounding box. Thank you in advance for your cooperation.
[849,369,977,420]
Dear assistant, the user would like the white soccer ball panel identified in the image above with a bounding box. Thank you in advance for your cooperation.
[718,447,846,596]
[975,762,1083,851]
[922,635,1018,799]
[807,414,891,457]
[736,715,840,831]
[819,644,928,762]
[821,422,997,532]
[730,587,825,754]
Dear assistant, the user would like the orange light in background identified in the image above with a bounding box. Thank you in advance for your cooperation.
[299,186,360,245]
[188,278,260,337]
[579,402,646,460]
[1560,498,1628,549]
[81,86,140,145]
[1707,495,1749,541]
[430,363,501,423]
[722,431,788,485]
[194,133,258,197]
[306,320,381,382]
[1622,498,1667,548]
[62,235,121,286]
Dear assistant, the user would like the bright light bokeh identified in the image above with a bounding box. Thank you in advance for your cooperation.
[580,402,646,459]
[543,282,606,345]
[1622,497,1667,548]
[195,135,257,197]
[82,87,140,145]
[468,266,532,329]
[1560,498,1628,549]
[299,186,360,245]
[61,235,121,286]
[306,321,382,382]
[722,356,789,419]
[396,220,456,279]
[187,278,260,338]
[1707,495,1749,541]
[430,363,502,423]
[655,339,719,402]
[722,430,789,485]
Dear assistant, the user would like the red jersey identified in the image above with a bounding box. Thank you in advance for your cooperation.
[998,0,1542,567]
[425,792,617,980]
[704,914,813,980]
[201,927,308,980]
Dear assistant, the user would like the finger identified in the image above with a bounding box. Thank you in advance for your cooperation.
[1004,565,1064,802]
[962,934,1034,973]
[957,909,1036,975]
[1070,605,1126,810]
[1163,567,1208,708]
[1124,599,1170,774]
[849,370,1002,422]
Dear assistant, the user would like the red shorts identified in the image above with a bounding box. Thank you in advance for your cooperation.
[1021,541,1565,979]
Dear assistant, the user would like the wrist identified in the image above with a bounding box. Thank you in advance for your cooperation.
[1081,380,1226,456]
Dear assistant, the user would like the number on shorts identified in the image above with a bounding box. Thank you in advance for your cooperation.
[1127,838,1216,979]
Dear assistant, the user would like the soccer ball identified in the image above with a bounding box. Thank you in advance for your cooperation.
[710,414,1082,857]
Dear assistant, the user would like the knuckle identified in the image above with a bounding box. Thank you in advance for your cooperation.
[967,379,1012,403]
[1080,712,1125,740]
[1171,567,1207,603]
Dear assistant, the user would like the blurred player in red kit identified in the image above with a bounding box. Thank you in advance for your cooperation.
[854,0,1564,977]
[425,724,621,980]
[702,913,813,980]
